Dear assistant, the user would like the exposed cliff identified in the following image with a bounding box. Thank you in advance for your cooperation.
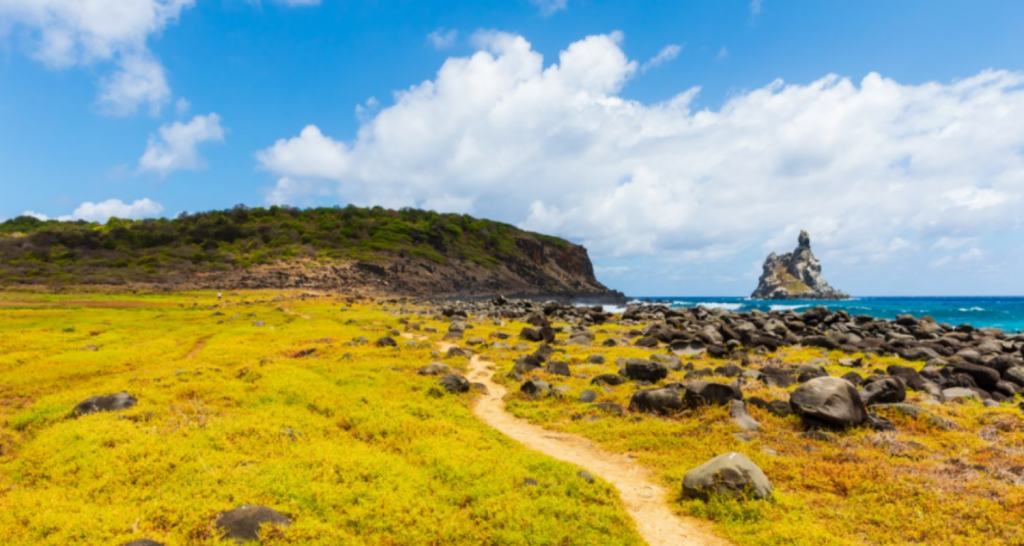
[751,231,849,300]
[0,205,624,301]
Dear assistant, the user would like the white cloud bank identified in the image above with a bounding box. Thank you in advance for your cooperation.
[139,113,225,175]
[0,0,195,115]
[256,31,1024,269]
[24,198,164,223]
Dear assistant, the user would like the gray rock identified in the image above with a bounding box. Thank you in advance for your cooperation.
[579,389,597,403]
[216,505,290,543]
[682,452,773,500]
[417,363,451,376]
[545,361,571,377]
[623,360,668,382]
[730,400,760,431]
[684,381,742,408]
[790,376,868,427]
[859,377,906,406]
[587,354,606,365]
[521,379,551,398]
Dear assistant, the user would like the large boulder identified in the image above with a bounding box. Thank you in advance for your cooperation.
[682,452,773,501]
[545,361,571,377]
[73,392,137,416]
[216,505,291,543]
[629,388,684,415]
[790,376,868,427]
[951,363,1000,391]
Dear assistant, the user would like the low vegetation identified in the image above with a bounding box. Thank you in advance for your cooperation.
[0,206,570,286]
[0,291,640,545]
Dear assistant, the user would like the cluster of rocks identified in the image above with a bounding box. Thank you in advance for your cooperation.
[751,231,849,300]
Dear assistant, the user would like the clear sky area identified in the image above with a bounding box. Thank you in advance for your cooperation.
[2,0,1024,296]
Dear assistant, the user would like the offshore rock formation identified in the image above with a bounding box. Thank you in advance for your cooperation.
[751,231,849,300]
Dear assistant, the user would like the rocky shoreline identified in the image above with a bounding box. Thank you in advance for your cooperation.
[432,297,1024,422]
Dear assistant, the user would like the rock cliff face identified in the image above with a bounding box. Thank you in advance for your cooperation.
[751,231,849,300]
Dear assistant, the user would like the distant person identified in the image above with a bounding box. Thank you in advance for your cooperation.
[217,292,222,301]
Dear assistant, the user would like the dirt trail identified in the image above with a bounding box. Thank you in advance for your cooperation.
[452,344,731,546]
[185,335,212,360]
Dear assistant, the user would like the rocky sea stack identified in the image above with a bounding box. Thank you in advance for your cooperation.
[751,231,849,300]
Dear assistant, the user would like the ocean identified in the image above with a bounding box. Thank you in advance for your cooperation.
[611,297,1024,333]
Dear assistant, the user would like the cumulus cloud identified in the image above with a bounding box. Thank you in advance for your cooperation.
[427,28,458,49]
[22,198,164,223]
[255,31,1024,276]
[0,0,195,115]
[640,44,682,73]
[530,0,567,16]
[139,113,226,176]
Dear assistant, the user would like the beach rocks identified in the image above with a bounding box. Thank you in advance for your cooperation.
[629,388,684,415]
[216,505,290,543]
[682,452,773,500]
[951,363,1000,390]
[73,392,137,416]
[438,374,470,394]
[790,376,868,428]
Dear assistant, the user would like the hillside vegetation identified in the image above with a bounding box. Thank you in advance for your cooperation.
[0,206,603,298]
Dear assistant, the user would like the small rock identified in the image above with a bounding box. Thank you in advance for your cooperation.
[73,392,137,417]
[578,390,597,403]
[438,373,470,394]
[730,400,760,432]
[216,505,290,543]
[417,363,451,376]
[578,470,595,484]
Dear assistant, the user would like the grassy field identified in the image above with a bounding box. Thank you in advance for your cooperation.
[0,291,642,546]
[2,291,1022,546]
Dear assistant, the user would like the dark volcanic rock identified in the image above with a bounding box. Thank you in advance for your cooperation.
[623,360,668,382]
[629,388,684,414]
[591,374,628,386]
[790,376,868,428]
[684,381,741,408]
[438,373,470,394]
[750,231,848,300]
[73,392,137,416]
[859,377,907,406]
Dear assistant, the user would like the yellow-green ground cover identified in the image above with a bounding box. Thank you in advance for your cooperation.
[0,291,643,545]
[480,318,1024,546]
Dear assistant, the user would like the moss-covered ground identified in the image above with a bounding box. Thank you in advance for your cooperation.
[0,291,642,546]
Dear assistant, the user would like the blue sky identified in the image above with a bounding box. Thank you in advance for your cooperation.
[2,0,1024,297]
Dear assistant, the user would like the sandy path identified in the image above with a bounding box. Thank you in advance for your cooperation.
[454,345,731,546]
[185,335,212,360]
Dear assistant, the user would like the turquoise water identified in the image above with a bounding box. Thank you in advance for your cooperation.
[622,297,1024,333]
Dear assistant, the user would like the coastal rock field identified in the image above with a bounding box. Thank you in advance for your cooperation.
[0,291,1022,545]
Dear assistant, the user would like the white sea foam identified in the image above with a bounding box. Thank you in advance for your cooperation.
[958,307,985,312]
[770,304,810,311]
[695,302,744,311]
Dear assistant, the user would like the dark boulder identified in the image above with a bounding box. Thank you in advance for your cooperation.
[859,377,906,406]
[545,361,571,377]
[521,379,551,397]
[73,392,137,417]
[375,336,397,347]
[951,363,1000,390]
[629,388,684,414]
[684,381,742,408]
[417,363,451,376]
[623,360,669,382]
[438,374,471,394]
[591,374,627,386]
[790,376,868,428]
[759,367,795,388]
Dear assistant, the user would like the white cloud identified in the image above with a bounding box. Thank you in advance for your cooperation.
[427,28,458,49]
[139,113,225,176]
[530,0,567,16]
[750,0,763,16]
[958,247,985,262]
[0,0,195,115]
[715,47,729,61]
[22,198,164,223]
[255,32,1024,272]
[932,236,977,250]
[640,44,682,73]
[272,0,321,6]
[175,97,191,115]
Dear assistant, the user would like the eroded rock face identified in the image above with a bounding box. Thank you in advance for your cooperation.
[751,231,849,300]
